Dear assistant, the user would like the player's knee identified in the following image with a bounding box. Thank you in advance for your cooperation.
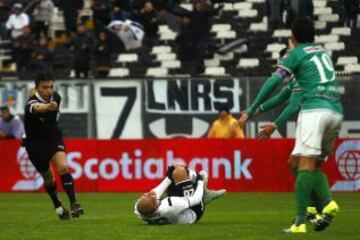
[172,166,189,184]
[58,165,68,175]
[41,172,55,185]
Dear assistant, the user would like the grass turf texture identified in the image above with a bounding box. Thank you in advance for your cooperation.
[0,193,359,240]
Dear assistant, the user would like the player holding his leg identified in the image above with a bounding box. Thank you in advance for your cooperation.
[23,73,84,220]
[239,18,343,233]
[134,165,226,225]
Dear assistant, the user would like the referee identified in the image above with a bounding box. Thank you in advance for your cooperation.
[24,73,83,220]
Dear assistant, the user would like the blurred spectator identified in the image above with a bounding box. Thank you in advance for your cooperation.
[5,3,29,39]
[0,105,25,140]
[29,36,53,71]
[299,0,313,18]
[138,1,159,39]
[33,0,54,39]
[168,0,222,73]
[92,0,112,25]
[112,0,131,10]
[111,4,131,21]
[0,1,10,37]
[344,0,360,28]
[289,0,313,20]
[207,107,245,139]
[94,31,111,78]
[70,24,94,78]
[60,0,84,34]
[12,26,35,71]
[284,0,295,27]
[266,0,285,30]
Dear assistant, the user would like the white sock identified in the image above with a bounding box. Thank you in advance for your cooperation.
[151,177,172,198]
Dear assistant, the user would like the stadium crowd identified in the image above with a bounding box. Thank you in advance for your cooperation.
[0,0,359,78]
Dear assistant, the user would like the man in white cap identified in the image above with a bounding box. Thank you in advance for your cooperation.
[5,3,29,39]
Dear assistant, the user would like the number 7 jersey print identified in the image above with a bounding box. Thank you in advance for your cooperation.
[277,43,343,114]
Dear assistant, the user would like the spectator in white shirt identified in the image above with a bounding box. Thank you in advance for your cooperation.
[5,3,30,39]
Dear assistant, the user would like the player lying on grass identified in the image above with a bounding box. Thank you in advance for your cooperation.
[239,17,343,233]
[134,165,226,224]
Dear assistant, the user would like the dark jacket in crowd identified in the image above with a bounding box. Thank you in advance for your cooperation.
[0,0,10,23]
[94,39,111,68]
[92,0,112,25]
[60,0,84,33]
[30,44,53,71]
[94,38,111,77]
[169,4,221,45]
[168,3,221,64]
[70,31,94,77]
[138,9,159,38]
[12,33,35,70]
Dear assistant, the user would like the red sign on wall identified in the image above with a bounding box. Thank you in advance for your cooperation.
[0,139,359,192]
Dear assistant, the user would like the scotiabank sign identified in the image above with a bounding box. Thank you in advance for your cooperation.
[0,139,359,192]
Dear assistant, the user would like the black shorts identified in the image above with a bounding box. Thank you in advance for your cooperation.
[25,138,65,173]
[191,203,204,222]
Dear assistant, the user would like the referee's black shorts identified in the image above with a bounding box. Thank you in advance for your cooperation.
[25,138,66,173]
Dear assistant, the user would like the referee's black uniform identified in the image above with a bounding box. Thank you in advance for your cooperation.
[24,91,65,173]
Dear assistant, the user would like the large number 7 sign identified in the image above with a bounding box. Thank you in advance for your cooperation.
[100,87,137,138]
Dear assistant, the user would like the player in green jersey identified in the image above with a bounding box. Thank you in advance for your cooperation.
[251,48,327,227]
[239,18,343,233]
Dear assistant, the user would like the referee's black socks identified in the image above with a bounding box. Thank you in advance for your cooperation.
[44,183,62,209]
[61,173,76,204]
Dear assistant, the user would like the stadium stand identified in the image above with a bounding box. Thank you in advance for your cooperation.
[0,0,359,79]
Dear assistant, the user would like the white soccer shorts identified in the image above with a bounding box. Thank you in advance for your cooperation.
[292,109,343,159]
[158,197,197,224]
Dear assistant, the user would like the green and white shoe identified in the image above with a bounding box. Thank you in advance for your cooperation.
[203,189,226,206]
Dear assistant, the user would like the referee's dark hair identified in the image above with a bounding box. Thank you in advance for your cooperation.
[291,17,315,43]
[35,73,54,87]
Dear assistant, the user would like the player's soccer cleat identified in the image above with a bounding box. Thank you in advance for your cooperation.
[314,200,339,231]
[306,206,321,225]
[282,224,307,233]
[55,206,70,220]
[70,202,84,218]
[203,189,226,206]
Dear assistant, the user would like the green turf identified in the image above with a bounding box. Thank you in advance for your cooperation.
[0,193,359,240]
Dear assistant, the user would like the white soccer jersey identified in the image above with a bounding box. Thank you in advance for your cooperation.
[134,178,205,225]
[134,196,198,225]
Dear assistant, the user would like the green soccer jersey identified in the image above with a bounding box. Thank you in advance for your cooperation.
[277,42,343,114]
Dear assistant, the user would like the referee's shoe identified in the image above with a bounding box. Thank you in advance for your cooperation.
[55,206,70,220]
[71,202,84,218]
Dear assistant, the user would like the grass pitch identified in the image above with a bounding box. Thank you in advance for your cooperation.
[0,193,359,240]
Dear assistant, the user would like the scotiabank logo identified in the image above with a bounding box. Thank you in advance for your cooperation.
[67,150,252,180]
[12,147,44,191]
[331,140,360,191]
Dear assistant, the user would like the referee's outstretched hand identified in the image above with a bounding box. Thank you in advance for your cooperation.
[47,101,58,111]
